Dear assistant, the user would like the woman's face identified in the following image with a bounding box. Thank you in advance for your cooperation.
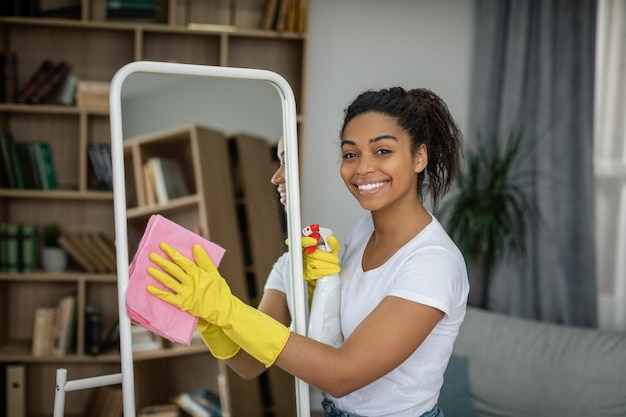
[270,137,286,207]
[340,112,426,212]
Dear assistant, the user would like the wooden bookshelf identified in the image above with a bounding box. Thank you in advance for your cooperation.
[0,1,307,416]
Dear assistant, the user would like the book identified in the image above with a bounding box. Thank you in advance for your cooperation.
[36,0,81,17]
[172,392,220,417]
[58,234,98,272]
[86,387,122,417]
[4,223,20,273]
[31,306,59,357]
[87,143,113,190]
[20,223,38,272]
[0,132,25,189]
[0,132,18,188]
[143,160,157,206]
[31,141,58,189]
[274,0,289,31]
[90,233,117,271]
[57,73,79,106]
[71,234,108,272]
[84,304,101,356]
[191,390,221,416]
[86,387,109,417]
[261,0,279,30]
[285,0,297,31]
[6,363,26,417]
[0,223,7,272]
[99,322,120,353]
[16,59,56,104]
[138,404,179,417]
[28,60,70,104]
[1,52,17,103]
[148,157,190,204]
[16,143,40,189]
[296,0,308,32]
[75,80,110,109]
[131,324,162,352]
[53,294,77,356]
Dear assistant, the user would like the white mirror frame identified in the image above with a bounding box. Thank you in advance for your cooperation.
[108,61,309,417]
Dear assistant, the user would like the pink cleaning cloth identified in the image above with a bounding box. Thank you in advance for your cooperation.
[126,214,225,345]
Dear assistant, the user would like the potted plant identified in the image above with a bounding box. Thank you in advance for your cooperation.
[41,224,67,272]
[439,127,539,308]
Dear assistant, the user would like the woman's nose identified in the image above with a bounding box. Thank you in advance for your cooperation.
[271,165,285,184]
[356,155,374,175]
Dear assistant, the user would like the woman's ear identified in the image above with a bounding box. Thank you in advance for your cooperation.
[414,143,428,174]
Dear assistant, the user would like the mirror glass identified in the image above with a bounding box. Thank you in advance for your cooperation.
[114,69,304,416]
[120,73,283,140]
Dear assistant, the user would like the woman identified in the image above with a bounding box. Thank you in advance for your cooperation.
[147,87,469,417]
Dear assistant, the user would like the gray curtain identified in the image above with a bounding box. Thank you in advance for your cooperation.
[469,0,598,326]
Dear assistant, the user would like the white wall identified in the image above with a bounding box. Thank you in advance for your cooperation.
[301,0,476,242]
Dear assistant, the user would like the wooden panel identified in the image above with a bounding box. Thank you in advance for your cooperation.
[142,31,221,65]
[228,36,305,108]
[7,25,135,83]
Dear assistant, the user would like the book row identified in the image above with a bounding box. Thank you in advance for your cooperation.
[143,156,191,206]
[1,53,109,108]
[84,387,223,417]
[0,223,117,274]
[262,0,309,32]
[0,223,38,273]
[0,132,58,190]
[31,294,77,357]
[0,131,114,191]
[0,0,81,18]
[31,299,116,358]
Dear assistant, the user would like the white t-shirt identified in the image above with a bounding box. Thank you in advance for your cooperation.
[265,213,469,417]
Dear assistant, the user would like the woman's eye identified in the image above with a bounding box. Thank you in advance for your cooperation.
[376,148,392,155]
[343,152,357,159]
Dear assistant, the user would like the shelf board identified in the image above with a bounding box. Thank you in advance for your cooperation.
[0,16,307,39]
[0,342,207,363]
[0,189,114,200]
[0,272,117,282]
[126,194,200,220]
[0,103,109,116]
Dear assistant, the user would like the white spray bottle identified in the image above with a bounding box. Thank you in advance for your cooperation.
[303,224,343,348]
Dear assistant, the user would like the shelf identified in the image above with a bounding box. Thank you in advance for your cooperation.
[0,103,109,115]
[0,342,207,363]
[0,272,116,282]
[0,1,307,414]
[0,189,114,200]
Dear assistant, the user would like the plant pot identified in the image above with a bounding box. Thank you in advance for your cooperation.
[41,246,67,272]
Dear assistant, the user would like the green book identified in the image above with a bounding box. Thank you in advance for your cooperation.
[20,224,38,273]
[17,143,40,189]
[0,223,7,272]
[4,224,20,273]
[32,142,58,190]
[0,132,24,189]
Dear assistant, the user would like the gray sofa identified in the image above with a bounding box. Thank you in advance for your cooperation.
[439,306,626,417]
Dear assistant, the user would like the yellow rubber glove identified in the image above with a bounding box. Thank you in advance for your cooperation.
[191,244,240,359]
[301,235,341,306]
[147,242,290,367]
[196,319,240,359]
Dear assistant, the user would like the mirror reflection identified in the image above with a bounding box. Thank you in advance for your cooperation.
[119,73,296,416]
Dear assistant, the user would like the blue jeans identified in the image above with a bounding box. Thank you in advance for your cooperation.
[322,399,444,417]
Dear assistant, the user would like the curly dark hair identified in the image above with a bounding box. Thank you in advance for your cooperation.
[341,87,463,209]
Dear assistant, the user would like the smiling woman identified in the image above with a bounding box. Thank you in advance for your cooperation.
[144,86,470,417]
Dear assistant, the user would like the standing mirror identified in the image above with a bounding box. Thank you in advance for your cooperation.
[109,62,309,417]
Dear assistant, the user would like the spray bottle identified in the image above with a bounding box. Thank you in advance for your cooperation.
[303,224,344,348]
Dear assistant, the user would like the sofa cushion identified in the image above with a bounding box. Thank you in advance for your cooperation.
[453,307,626,417]
[439,354,478,417]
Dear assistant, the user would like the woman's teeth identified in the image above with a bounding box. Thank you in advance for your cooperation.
[357,181,386,191]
